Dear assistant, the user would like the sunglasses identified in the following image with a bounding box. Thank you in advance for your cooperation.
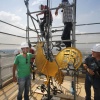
[26,58,28,64]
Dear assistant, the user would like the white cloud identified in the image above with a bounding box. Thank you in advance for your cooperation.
[0,11,21,23]
[0,11,27,28]
[16,8,23,13]
[52,13,63,27]
[0,11,26,36]
[32,0,45,6]
[53,13,62,20]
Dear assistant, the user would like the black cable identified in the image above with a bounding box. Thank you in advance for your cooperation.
[0,20,26,31]
[0,31,25,38]
[0,43,19,45]
[52,22,100,29]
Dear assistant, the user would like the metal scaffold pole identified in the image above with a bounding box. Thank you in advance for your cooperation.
[72,0,76,47]
[72,0,77,100]
[46,1,51,99]
[24,0,30,43]
[0,55,2,89]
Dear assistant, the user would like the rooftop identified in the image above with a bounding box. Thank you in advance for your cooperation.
[0,75,94,100]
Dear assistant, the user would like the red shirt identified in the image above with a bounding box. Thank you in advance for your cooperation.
[29,48,34,62]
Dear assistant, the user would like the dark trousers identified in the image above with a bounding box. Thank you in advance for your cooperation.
[40,20,46,33]
[30,62,35,80]
[85,75,92,100]
[40,19,52,37]
[85,74,100,100]
[61,22,72,47]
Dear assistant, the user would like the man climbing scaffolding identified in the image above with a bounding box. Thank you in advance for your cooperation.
[36,4,53,38]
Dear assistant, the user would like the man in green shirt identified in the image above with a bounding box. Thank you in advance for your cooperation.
[13,42,34,100]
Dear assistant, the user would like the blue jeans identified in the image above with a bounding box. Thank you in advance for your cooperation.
[85,74,100,100]
[17,75,31,100]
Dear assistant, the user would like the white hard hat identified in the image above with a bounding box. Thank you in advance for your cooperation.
[21,42,29,48]
[91,44,100,52]
[14,49,20,55]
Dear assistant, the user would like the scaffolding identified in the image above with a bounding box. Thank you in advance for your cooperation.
[0,0,100,99]
[24,0,78,100]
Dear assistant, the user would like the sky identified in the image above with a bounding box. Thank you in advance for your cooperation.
[0,0,100,50]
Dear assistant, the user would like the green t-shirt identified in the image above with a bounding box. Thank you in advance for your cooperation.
[14,53,33,78]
